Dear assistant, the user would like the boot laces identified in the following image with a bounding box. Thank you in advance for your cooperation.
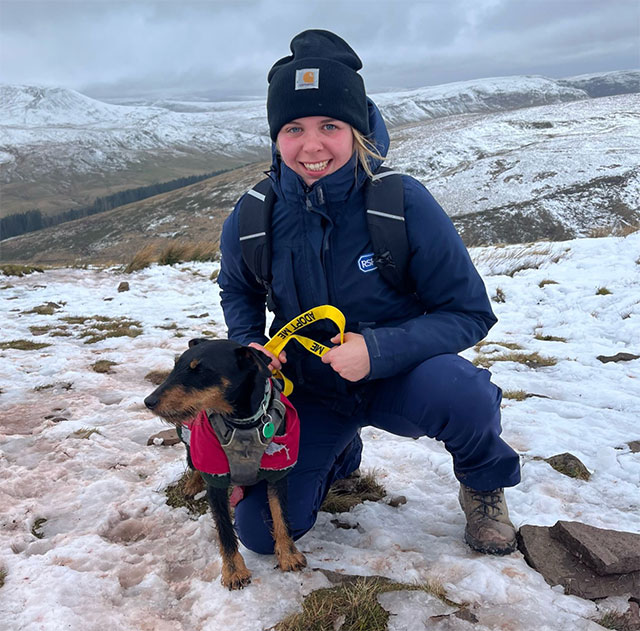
[470,489,503,520]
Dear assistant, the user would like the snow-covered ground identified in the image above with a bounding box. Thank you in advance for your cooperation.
[1,232,639,630]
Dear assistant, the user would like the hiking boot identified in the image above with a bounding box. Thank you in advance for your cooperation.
[458,485,517,555]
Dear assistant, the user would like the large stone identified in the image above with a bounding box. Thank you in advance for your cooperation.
[597,352,640,363]
[518,524,640,600]
[551,521,640,575]
[147,428,180,446]
[545,452,591,480]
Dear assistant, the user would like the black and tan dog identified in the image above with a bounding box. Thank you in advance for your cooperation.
[144,338,306,590]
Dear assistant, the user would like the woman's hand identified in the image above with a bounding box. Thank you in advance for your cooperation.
[321,332,370,382]
[248,342,287,371]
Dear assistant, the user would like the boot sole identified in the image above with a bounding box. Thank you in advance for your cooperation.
[464,530,517,556]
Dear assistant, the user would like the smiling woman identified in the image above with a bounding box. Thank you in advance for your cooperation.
[216,28,521,562]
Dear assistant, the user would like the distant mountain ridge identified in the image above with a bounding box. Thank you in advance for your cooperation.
[2,90,638,264]
[1,70,638,219]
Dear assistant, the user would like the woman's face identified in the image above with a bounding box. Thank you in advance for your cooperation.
[276,116,354,186]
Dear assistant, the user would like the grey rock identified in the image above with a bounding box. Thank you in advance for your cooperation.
[597,352,640,363]
[147,428,180,446]
[551,521,640,575]
[518,524,640,600]
[628,440,640,453]
[117,281,130,292]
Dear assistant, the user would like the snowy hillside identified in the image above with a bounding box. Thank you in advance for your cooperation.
[1,231,639,630]
[1,71,637,217]
[388,93,640,244]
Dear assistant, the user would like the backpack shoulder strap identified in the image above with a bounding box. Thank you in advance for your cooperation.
[237,178,276,287]
[365,167,413,293]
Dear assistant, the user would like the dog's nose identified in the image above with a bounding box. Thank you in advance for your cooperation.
[144,394,158,410]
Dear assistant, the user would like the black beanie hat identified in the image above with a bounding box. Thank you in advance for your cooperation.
[267,29,369,141]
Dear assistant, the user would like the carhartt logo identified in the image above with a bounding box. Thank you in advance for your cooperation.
[295,68,319,90]
[358,253,376,273]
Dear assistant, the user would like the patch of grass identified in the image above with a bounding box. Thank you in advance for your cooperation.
[50,330,72,337]
[534,333,567,342]
[0,339,51,351]
[210,268,219,281]
[61,316,90,325]
[0,567,6,588]
[91,360,118,373]
[274,575,458,631]
[164,470,209,517]
[538,279,559,288]
[80,317,143,344]
[24,302,62,316]
[1,264,44,277]
[31,518,47,539]
[596,286,612,296]
[145,370,170,385]
[321,470,386,514]
[70,428,101,439]
[34,382,72,392]
[29,325,53,336]
[503,390,529,401]
[475,340,524,352]
[473,351,557,370]
[156,241,219,267]
[594,610,637,630]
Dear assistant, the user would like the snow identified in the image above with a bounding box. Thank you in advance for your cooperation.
[1,232,639,630]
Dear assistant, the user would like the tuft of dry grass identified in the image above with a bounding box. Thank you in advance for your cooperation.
[1,264,44,277]
[0,567,6,588]
[475,340,524,352]
[24,302,62,316]
[321,470,386,514]
[70,428,101,440]
[474,351,557,370]
[125,240,219,273]
[124,242,158,273]
[31,518,47,539]
[164,470,209,517]
[594,610,638,631]
[91,360,118,373]
[596,286,612,296]
[538,279,559,288]
[273,575,458,631]
[534,333,567,342]
[492,287,506,303]
[79,317,143,344]
[0,339,51,351]
[503,390,529,401]
[145,370,170,385]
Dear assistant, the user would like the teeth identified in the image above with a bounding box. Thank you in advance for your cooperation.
[303,160,329,171]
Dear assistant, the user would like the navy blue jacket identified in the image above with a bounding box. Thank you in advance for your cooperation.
[218,100,497,408]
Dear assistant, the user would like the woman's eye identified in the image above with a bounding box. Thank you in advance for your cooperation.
[324,123,337,131]
[286,126,302,134]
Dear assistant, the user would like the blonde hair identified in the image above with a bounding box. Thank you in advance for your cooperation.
[352,128,386,179]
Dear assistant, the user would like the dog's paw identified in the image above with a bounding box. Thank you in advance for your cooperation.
[221,567,252,590]
[276,546,307,572]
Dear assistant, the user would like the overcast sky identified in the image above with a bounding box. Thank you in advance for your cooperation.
[1,0,638,101]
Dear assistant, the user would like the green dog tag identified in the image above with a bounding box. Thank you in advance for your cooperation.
[263,421,275,439]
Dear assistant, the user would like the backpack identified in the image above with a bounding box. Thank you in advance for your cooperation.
[237,166,412,308]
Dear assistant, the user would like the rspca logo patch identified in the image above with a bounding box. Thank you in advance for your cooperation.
[358,253,376,273]
[295,68,319,90]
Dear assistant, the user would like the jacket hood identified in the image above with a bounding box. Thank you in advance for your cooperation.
[269,97,390,198]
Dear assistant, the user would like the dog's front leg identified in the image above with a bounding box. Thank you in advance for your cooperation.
[206,485,251,589]
[267,478,307,572]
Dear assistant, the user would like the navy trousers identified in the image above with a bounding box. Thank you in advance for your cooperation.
[235,353,521,554]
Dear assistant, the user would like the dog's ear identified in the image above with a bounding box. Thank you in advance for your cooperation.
[235,346,273,378]
[188,338,208,348]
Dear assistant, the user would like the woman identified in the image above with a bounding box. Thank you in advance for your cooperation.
[218,29,520,556]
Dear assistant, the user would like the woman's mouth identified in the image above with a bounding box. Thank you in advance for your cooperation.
[302,159,330,172]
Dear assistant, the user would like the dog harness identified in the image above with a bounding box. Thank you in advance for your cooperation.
[181,380,300,487]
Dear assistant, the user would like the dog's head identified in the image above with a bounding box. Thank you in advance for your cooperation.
[144,339,272,424]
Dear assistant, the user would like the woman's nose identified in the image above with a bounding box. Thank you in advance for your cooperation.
[301,131,323,151]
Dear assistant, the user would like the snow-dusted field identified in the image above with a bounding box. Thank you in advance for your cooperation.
[1,232,639,630]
